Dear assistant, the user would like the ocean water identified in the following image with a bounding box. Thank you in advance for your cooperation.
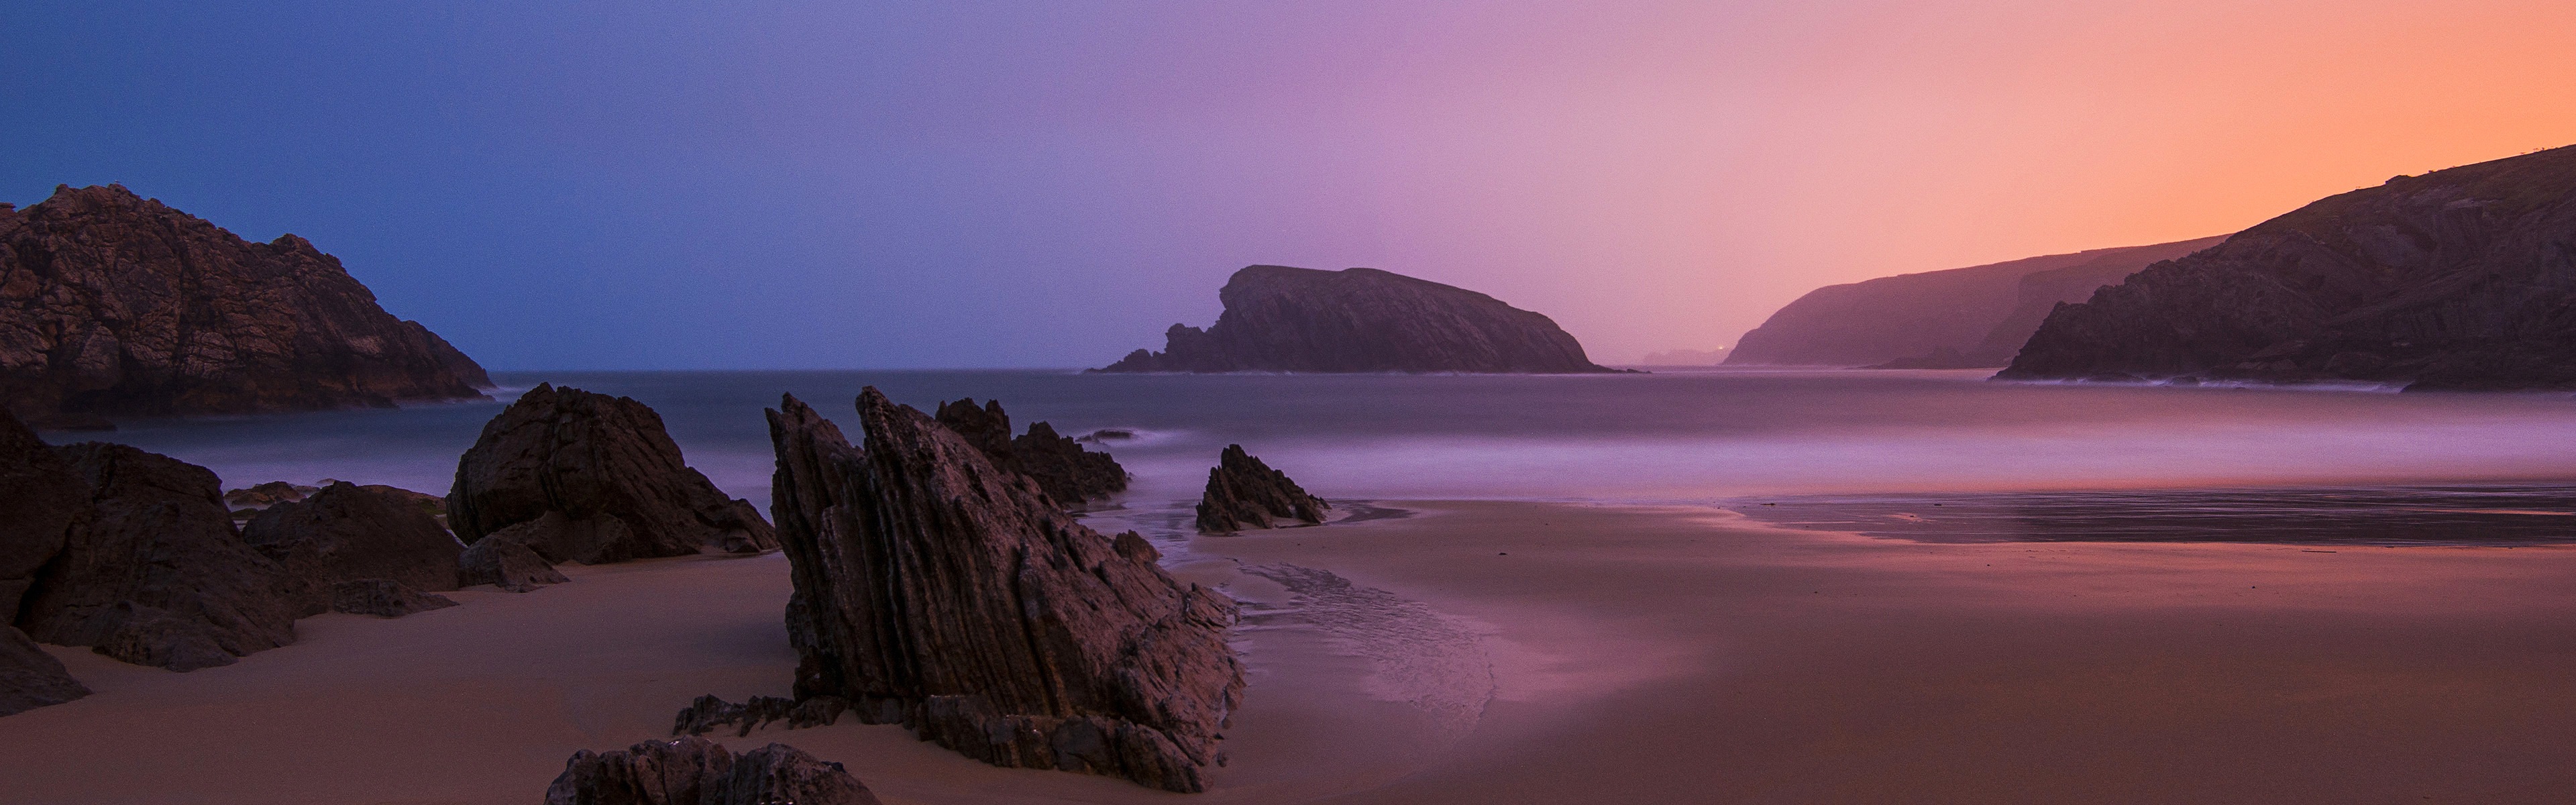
[55,368,2576,544]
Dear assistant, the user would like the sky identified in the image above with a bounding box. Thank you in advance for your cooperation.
[5,1,2573,369]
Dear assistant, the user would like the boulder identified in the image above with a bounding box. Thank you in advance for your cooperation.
[458,538,569,593]
[1095,264,1617,373]
[222,481,317,512]
[329,579,458,618]
[243,482,463,594]
[765,390,1244,792]
[932,398,1128,506]
[1,624,89,717]
[0,410,88,626]
[1195,444,1328,533]
[448,383,775,564]
[543,737,879,805]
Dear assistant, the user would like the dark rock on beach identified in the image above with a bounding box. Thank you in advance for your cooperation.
[765,389,1246,792]
[457,537,569,593]
[1097,264,1616,374]
[0,184,490,425]
[448,384,775,564]
[932,398,1128,506]
[1,625,89,717]
[1195,444,1328,533]
[243,482,463,594]
[545,736,881,805]
[672,693,853,738]
[2001,144,2576,390]
[329,579,458,618]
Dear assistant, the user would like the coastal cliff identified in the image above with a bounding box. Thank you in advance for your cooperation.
[0,184,490,425]
[1999,145,2576,389]
[1096,265,1613,373]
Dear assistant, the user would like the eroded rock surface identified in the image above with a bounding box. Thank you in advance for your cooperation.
[765,389,1244,792]
[545,737,879,805]
[329,579,458,618]
[1097,265,1615,373]
[244,482,462,594]
[1195,444,1328,533]
[458,537,569,593]
[0,184,490,425]
[932,398,1128,506]
[449,384,775,564]
[1,625,89,717]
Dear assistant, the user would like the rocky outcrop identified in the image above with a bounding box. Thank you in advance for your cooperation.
[1195,445,1328,533]
[329,579,458,618]
[1097,265,1615,374]
[1,625,89,717]
[932,398,1128,506]
[0,411,89,627]
[545,737,880,805]
[448,384,775,564]
[0,184,490,426]
[672,694,852,738]
[457,538,569,593]
[765,389,1246,792]
[1727,237,2226,368]
[243,482,462,594]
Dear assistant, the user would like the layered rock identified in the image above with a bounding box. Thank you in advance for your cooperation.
[243,482,462,594]
[2000,146,2576,389]
[1727,237,2225,368]
[449,384,775,564]
[932,398,1128,506]
[0,184,490,425]
[1,625,89,717]
[1195,445,1328,533]
[458,538,569,593]
[1096,265,1615,374]
[329,580,458,618]
[545,737,880,805]
[765,389,1245,792]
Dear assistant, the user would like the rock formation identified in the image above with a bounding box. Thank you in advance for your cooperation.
[1095,265,1615,374]
[1,625,89,717]
[0,184,490,427]
[545,737,881,805]
[932,398,1128,506]
[458,538,569,593]
[243,482,463,595]
[223,481,318,512]
[672,694,851,738]
[765,389,1245,792]
[1195,445,1328,533]
[448,384,775,564]
[2000,146,2576,389]
[1726,237,2226,368]
[329,580,458,618]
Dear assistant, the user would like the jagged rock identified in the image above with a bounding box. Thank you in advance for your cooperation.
[449,384,776,564]
[329,579,458,618]
[932,398,1128,506]
[545,737,881,805]
[243,482,463,594]
[671,694,854,738]
[0,184,490,423]
[2000,145,2576,390]
[223,481,318,512]
[457,537,569,593]
[1095,265,1617,374]
[1195,445,1328,533]
[765,390,1245,792]
[1,624,89,717]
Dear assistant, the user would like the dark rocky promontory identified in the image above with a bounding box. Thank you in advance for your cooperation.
[0,184,490,427]
[448,384,776,565]
[765,389,1245,792]
[2000,145,2576,389]
[932,398,1128,506]
[1195,444,1328,533]
[545,737,881,805]
[1097,265,1615,374]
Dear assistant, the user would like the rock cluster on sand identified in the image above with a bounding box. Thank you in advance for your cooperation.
[0,184,490,428]
[2000,144,2576,390]
[764,389,1245,792]
[1195,444,1328,533]
[243,482,464,596]
[545,737,880,805]
[1096,264,1617,374]
[458,538,571,593]
[932,398,1128,506]
[449,384,776,565]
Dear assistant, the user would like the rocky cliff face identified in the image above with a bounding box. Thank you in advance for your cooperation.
[1195,445,1327,533]
[932,398,1128,506]
[765,389,1245,792]
[2000,146,2576,389]
[0,184,490,426]
[448,384,776,564]
[1097,265,1613,374]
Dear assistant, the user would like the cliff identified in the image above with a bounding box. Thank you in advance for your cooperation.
[2000,145,2576,389]
[1725,237,2225,368]
[1095,265,1614,373]
[0,184,490,425]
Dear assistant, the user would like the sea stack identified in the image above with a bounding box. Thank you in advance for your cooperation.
[1095,265,1616,373]
[765,389,1245,792]
[0,184,490,427]
[1999,144,2576,390]
[448,384,776,565]
[1195,445,1328,533]
[932,398,1129,506]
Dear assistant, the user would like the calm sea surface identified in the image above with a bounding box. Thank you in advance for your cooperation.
[55,368,2576,545]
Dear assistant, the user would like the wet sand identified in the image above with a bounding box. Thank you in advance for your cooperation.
[7,501,2576,803]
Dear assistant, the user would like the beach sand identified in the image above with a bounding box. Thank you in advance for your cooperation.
[6,501,2576,803]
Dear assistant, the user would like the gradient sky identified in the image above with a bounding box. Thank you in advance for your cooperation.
[7,1,2573,368]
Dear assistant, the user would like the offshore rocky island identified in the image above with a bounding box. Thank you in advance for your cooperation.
[1097,264,1619,374]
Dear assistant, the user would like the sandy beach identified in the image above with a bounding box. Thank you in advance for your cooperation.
[8,500,2576,804]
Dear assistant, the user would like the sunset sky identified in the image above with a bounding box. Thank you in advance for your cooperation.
[7,0,2573,368]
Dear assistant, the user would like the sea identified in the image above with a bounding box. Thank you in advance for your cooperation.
[54,368,2576,546]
